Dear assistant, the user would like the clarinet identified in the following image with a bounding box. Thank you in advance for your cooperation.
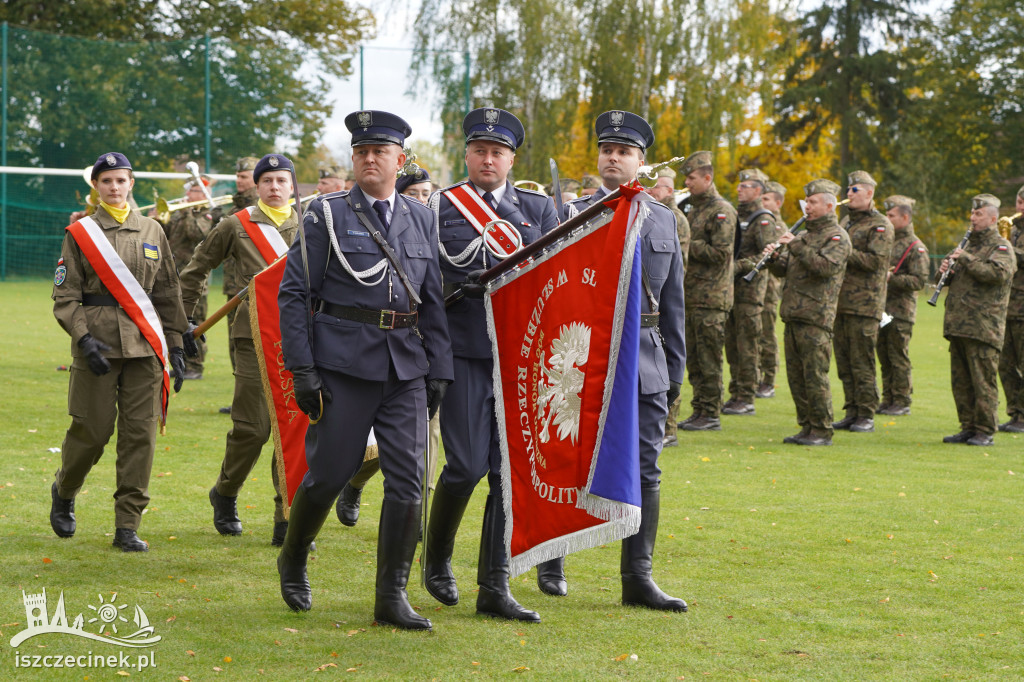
[928,227,973,306]
[742,198,850,283]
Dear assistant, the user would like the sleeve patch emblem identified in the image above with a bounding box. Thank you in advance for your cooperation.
[832,235,841,241]
[54,264,67,286]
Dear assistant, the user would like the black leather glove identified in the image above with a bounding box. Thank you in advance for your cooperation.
[666,381,681,407]
[77,333,111,376]
[425,379,450,420]
[461,270,487,299]
[291,366,332,421]
[169,347,186,393]
[182,318,204,358]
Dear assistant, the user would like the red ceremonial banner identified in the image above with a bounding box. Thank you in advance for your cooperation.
[486,188,649,576]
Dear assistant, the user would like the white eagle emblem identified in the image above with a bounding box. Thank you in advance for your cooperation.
[106,154,116,166]
[268,156,279,167]
[609,111,624,126]
[484,109,499,124]
[536,322,591,445]
[358,111,372,127]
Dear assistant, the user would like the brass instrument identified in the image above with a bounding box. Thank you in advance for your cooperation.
[998,212,1022,239]
[513,180,545,192]
[155,194,234,222]
[398,146,422,179]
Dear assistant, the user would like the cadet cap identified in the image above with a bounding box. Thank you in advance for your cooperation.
[656,167,677,180]
[681,150,713,176]
[847,170,877,187]
[883,195,916,210]
[765,181,787,197]
[91,152,132,180]
[318,165,344,179]
[253,153,294,182]
[396,167,431,195]
[236,157,259,173]
[804,178,841,198]
[463,108,524,150]
[345,110,412,147]
[581,174,601,189]
[739,168,769,188]
[595,110,654,150]
[972,193,1000,210]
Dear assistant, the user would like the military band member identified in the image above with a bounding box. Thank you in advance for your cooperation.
[316,165,346,195]
[678,151,736,431]
[580,174,601,197]
[757,180,788,398]
[725,169,780,415]
[832,171,894,433]
[998,186,1024,432]
[877,195,929,416]
[557,110,687,612]
[334,165,436,528]
[50,152,194,551]
[939,194,1016,445]
[423,108,556,622]
[164,178,214,380]
[764,179,852,445]
[178,154,298,543]
[277,111,452,631]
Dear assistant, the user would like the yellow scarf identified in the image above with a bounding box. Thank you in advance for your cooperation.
[100,201,130,224]
[258,199,292,228]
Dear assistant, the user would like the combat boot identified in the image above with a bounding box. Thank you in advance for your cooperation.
[755,383,775,398]
[998,417,1024,433]
[209,486,242,536]
[783,427,811,444]
[677,410,700,428]
[374,499,431,630]
[112,528,149,552]
[942,430,974,444]
[336,458,381,527]
[536,557,567,596]
[277,487,331,612]
[423,479,471,606]
[680,415,721,431]
[966,433,994,446]
[848,417,874,433]
[50,482,76,538]
[621,484,687,612]
[476,493,540,622]
[832,415,857,430]
[721,401,755,416]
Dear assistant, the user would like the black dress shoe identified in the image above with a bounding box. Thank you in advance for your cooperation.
[209,487,242,536]
[50,482,76,538]
[942,430,974,444]
[832,416,856,430]
[792,434,832,446]
[335,483,363,527]
[721,401,755,416]
[112,528,149,552]
[966,433,994,446]
[680,416,721,431]
[848,417,874,433]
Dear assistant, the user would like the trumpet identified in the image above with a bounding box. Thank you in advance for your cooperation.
[154,194,235,222]
[998,212,1022,239]
[514,180,545,192]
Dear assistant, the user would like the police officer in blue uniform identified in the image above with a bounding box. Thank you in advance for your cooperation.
[554,110,688,612]
[276,111,453,631]
[423,107,558,622]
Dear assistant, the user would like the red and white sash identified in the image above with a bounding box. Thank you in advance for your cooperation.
[66,216,171,426]
[442,183,522,258]
[237,206,289,265]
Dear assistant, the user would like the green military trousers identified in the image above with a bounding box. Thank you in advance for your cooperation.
[784,322,835,438]
[686,308,727,418]
[950,336,1000,436]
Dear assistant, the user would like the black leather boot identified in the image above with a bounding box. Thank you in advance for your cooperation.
[336,458,381,527]
[373,499,431,630]
[113,528,149,552]
[621,484,687,612]
[50,482,76,538]
[423,479,471,606]
[536,557,567,596]
[209,486,242,536]
[476,493,540,622]
[277,487,331,612]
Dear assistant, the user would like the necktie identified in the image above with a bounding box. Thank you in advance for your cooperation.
[483,191,496,209]
[373,199,389,231]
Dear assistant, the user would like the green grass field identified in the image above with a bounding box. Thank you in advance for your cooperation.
[2,279,1022,680]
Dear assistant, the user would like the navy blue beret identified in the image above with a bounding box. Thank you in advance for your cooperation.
[463,107,525,150]
[253,153,294,182]
[345,110,412,147]
[396,167,431,195]
[595,110,655,150]
[91,152,132,180]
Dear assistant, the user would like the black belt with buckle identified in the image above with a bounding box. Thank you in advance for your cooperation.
[318,301,418,330]
[82,294,119,306]
[641,313,660,328]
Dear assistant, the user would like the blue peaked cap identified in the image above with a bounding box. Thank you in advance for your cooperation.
[345,110,412,147]
[463,107,525,150]
[595,110,655,150]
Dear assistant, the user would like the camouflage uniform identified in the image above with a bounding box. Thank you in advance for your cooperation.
[943,199,1015,437]
[680,152,736,424]
[662,196,690,441]
[769,180,852,441]
[165,206,213,376]
[878,196,929,412]
[727,171,780,408]
[998,210,1024,427]
[834,172,894,424]
[759,210,787,393]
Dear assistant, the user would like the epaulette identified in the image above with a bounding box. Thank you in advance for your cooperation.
[514,185,549,199]
[440,180,470,193]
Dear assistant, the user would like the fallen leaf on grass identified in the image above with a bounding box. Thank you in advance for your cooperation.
[42,557,52,564]
[178,677,191,681]
[186,650,195,657]
[223,656,232,663]
[284,627,299,633]
[314,662,338,672]
[212,666,223,672]
[166,616,176,622]
[512,666,530,672]
[117,672,130,677]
